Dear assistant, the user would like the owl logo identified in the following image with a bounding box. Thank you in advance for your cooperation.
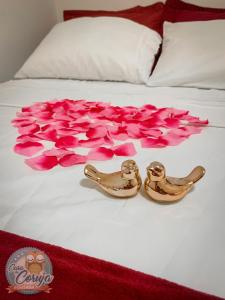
[25,251,45,274]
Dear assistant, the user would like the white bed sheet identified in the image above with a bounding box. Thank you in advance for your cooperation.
[0,79,225,298]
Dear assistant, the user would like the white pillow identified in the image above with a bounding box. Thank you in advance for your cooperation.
[148,20,225,89]
[15,17,161,84]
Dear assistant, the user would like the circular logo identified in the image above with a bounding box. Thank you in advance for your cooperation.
[5,247,54,294]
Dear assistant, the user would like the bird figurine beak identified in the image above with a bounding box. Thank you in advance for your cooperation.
[144,161,205,203]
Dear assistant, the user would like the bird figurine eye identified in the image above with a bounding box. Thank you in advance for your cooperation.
[36,254,45,263]
[153,167,163,176]
[121,166,130,174]
[26,254,34,262]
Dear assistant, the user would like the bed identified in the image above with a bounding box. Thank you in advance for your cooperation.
[1,0,225,299]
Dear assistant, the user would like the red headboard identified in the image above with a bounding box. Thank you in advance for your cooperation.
[63,2,164,35]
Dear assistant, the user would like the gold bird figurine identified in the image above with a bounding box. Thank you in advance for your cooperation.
[144,161,205,203]
[84,160,142,198]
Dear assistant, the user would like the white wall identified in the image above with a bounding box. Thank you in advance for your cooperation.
[0,0,57,82]
[54,0,225,22]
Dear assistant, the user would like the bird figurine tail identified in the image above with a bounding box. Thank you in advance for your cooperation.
[84,164,100,183]
[185,166,205,183]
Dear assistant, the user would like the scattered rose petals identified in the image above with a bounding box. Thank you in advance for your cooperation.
[55,136,79,148]
[113,143,137,156]
[88,147,114,161]
[12,99,208,170]
[14,142,44,157]
[59,154,87,167]
[25,155,58,170]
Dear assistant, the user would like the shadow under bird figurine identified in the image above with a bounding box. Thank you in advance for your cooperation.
[84,160,142,198]
[144,161,205,203]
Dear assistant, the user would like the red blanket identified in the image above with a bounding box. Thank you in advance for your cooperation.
[0,230,221,299]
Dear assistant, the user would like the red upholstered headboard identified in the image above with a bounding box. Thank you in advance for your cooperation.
[63,3,165,35]
[63,6,141,21]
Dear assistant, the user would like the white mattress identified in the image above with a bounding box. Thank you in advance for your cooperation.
[1,79,225,298]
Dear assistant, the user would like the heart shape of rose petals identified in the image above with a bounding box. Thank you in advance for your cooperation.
[12,99,208,170]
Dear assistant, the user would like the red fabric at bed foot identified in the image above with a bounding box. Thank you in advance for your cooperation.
[0,230,222,300]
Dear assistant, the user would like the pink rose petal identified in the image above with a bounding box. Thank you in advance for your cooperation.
[16,135,41,143]
[141,104,157,111]
[14,141,44,157]
[170,108,188,118]
[79,138,105,148]
[108,125,129,141]
[59,153,87,167]
[57,128,78,136]
[152,108,171,119]
[55,136,79,148]
[32,111,52,120]
[104,134,114,146]
[184,126,203,134]
[16,111,32,118]
[113,143,137,156]
[18,123,40,135]
[86,126,107,139]
[141,137,168,148]
[183,115,208,125]
[53,112,73,121]
[110,132,129,141]
[41,121,69,131]
[126,123,142,139]
[25,155,58,170]
[141,116,165,128]
[88,147,114,161]
[12,118,34,128]
[70,121,90,133]
[170,126,202,137]
[162,133,187,146]
[35,129,57,141]
[164,118,180,128]
[43,148,74,158]
[140,128,162,138]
